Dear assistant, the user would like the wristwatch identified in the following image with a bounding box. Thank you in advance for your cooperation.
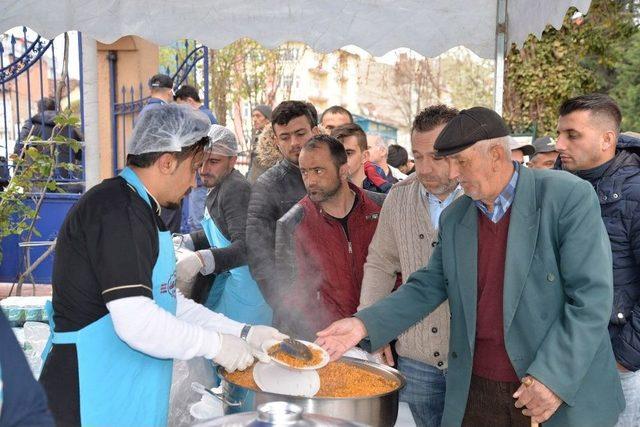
[240,324,252,341]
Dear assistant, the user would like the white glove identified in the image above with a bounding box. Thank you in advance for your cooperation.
[246,325,289,352]
[173,234,195,251]
[213,333,269,372]
[176,250,205,283]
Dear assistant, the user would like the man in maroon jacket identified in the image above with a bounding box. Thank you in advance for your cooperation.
[275,135,385,340]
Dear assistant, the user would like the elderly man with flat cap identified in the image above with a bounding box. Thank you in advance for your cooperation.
[317,106,624,427]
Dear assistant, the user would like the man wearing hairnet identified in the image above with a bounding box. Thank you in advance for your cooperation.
[173,125,272,327]
[39,105,285,427]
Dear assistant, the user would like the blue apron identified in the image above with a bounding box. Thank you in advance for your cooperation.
[42,167,177,426]
[202,206,272,326]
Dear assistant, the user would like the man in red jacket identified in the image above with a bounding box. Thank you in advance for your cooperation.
[275,135,385,340]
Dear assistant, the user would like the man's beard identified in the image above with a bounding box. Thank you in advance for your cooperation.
[419,175,458,197]
[201,174,221,188]
[307,180,341,203]
[163,201,181,210]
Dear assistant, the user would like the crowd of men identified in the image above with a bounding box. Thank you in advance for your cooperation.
[168,85,639,427]
[2,70,640,427]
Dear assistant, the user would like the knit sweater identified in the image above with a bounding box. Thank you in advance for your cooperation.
[359,174,455,368]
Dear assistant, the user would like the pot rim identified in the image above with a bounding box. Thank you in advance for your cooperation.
[219,356,407,400]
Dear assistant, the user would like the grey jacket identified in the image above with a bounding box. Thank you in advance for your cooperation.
[246,159,307,307]
[190,169,252,273]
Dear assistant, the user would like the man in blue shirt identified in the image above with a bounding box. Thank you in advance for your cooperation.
[138,74,174,117]
[174,85,218,125]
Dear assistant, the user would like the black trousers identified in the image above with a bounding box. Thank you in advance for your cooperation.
[462,375,533,427]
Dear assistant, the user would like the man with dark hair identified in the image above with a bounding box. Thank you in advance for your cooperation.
[331,123,370,188]
[275,135,384,339]
[246,101,318,312]
[321,105,353,131]
[359,105,461,427]
[388,144,415,174]
[330,123,394,193]
[139,74,174,117]
[39,105,283,426]
[174,84,218,233]
[174,84,218,125]
[320,106,623,427]
[556,93,640,427]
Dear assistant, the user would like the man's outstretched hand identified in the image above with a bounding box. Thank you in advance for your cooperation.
[316,317,368,361]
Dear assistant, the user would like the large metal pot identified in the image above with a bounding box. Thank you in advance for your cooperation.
[194,401,366,426]
[210,357,405,427]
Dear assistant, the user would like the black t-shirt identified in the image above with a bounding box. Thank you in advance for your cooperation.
[327,193,358,240]
[39,176,165,426]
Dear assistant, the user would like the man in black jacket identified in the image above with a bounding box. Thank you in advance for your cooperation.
[172,125,271,326]
[246,101,318,312]
[15,97,83,192]
[556,94,640,427]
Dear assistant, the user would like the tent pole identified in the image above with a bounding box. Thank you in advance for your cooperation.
[493,0,507,115]
[81,33,101,189]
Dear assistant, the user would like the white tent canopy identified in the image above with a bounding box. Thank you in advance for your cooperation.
[1,0,590,59]
[0,0,592,188]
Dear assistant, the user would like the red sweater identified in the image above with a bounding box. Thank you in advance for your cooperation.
[473,208,520,383]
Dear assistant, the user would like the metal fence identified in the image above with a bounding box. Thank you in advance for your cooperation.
[109,39,210,174]
[0,28,85,190]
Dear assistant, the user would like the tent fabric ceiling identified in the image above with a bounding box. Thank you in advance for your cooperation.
[0,0,591,58]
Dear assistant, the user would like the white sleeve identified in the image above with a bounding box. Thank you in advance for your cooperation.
[175,290,244,336]
[106,296,222,360]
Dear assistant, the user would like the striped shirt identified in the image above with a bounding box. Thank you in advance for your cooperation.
[474,162,520,223]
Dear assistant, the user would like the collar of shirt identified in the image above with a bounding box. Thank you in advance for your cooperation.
[421,185,463,229]
[474,161,520,223]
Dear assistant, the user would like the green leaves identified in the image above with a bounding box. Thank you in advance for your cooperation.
[504,0,638,135]
[0,109,82,263]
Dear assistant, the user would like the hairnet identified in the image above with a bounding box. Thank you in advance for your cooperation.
[128,104,210,155]
[205,125,238,156]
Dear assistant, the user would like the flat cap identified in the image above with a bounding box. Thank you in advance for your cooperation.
[434,107,509,157]
[533,136,557,154]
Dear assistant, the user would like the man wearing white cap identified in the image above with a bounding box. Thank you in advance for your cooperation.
[174,125,272,326]
[39,106,284,427]
[508,136,535,165]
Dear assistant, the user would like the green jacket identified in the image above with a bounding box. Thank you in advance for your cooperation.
[356,166,624,427]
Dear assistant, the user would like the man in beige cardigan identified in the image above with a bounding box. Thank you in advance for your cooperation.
[359,105,462,427]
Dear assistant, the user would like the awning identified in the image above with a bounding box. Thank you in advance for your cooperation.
[0,0,591,59]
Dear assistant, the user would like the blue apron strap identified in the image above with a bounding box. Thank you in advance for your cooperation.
[41,301,55,361]
[51,331,79,345]
[119,167,152,208]
[42,301,81,361]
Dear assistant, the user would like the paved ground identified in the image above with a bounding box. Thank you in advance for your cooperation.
[0,282,51,300]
